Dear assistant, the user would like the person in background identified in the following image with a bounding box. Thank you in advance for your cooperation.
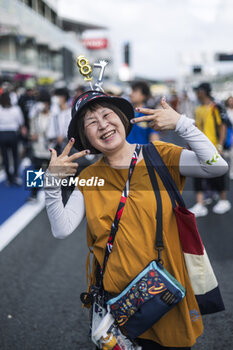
[0,92,26,185]
[179,90,195,119]
[169,88,180,112]
[28,90,54,202]
[72,85,86,106]
[46,87,76,205]
[2,82,18,105]
[127,81,160,144]
[224,96,233,180]
[105,83,123,97]
[189,83,231,216]
[47,88,71,155]
[18,86,37,158]
[18,86,37,132]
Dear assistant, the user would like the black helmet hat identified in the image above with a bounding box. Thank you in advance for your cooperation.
[195,82,212,95]
[38,89,51,104]
[68,90,134,151]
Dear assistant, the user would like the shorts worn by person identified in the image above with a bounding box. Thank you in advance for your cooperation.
[44,90,228,349]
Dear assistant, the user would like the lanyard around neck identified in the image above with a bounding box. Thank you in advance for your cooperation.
[101,144,141,280]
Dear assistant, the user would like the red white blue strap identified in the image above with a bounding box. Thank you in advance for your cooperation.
[101,144,141,277]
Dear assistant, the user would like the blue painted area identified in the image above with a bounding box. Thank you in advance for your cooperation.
[0,169,32,225]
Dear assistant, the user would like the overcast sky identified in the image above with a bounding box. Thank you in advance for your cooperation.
[57,0,233,80]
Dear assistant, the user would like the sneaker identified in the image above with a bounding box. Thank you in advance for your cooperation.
[212,200,232,214]
[188,203,208,217]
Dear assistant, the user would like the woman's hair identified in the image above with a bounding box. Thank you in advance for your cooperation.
[225,96,233,108]
[131,81,150,100]
[77,101,130,153]
[54,87,69,102]
[38,89,51,105]
[0,92,12,108]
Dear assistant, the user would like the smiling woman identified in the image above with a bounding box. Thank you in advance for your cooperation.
[77,101,130,154]
[44,89,227,350]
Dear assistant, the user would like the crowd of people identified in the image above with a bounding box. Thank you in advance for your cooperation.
[0,80,232,213]
[0,83,83,200]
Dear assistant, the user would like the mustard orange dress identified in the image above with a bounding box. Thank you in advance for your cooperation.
[78,141,203,348]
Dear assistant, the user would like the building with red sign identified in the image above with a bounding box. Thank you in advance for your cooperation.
[0,0,113,86]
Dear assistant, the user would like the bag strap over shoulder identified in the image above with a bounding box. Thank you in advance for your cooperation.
[142,148,164,251]
[143,143,185,208]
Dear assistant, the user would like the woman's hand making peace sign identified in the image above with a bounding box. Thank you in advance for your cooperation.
[48,138,90,179]
[131,97,181,131]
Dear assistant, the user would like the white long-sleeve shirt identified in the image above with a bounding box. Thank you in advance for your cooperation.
[47,108,72,140]
[44,115,228,239]
[0,105,24,131]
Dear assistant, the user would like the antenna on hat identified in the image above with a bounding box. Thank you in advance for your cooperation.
[76,55,108,92]
[93,60,108,92]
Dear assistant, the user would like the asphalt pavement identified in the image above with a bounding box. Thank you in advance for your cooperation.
[0,212,92,350]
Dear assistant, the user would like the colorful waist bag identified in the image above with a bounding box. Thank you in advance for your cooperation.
[99,145,186,339]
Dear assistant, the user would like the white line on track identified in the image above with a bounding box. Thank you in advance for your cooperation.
[0,191,45,252]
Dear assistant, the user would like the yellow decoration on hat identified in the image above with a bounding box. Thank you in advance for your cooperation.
[76,55,93,82]
[76,55,108,91]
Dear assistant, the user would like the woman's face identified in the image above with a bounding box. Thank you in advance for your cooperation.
[83,106,126,154]
[130,88,146,105]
